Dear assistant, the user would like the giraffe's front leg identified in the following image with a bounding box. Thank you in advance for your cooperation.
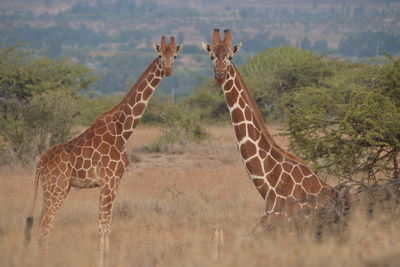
[250,214,269,234]
[98,183,115,267]
[97,165,124,267]
[250,211,285,234]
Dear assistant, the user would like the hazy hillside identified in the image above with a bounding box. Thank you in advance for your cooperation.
[0,0,399,94]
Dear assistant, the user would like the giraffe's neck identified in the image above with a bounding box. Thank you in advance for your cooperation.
[221,64,335,215]
[222,64,298,198]
[112,58,163,140]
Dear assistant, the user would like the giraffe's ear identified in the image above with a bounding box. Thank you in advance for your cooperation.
[233,42,242,54]
[153,44,161,53]
[201,42,211,53]
[176,45,183,53]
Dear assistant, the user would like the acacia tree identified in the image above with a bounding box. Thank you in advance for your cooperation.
[240,46,333,119]
[0,45,96,164]
[280,56,400,183]
[191,46,333,121]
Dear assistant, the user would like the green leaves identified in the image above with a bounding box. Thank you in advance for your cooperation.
[0,45,96,164]
[186,83,229,123]
[143,97,208,154]
[0,46,96,100]
[240,46,332,119]
[281,57,400,182]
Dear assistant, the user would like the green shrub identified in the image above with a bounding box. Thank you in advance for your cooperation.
[0,90,79,163]
[143,99,208,153]
[0,45,96,164]
[240,46,333,119]
[280,56,400,183]
[185,82,229,123]
[193,46,333,121]
[76,94,122,125]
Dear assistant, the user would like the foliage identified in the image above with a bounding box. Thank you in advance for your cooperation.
[280,56,400,182]
[185,81,229,123]
[75,93,122,125]
[338,31,400,58]
[92,52,209,95]
[192,47,334,122]
[160,68,211,96]
[143,98,208,153]
[1,0,399,97]
[140,95,173,124]
[0,45,96,164]
[240,32,290,53]
[240,46,333,119]
[0,45,95,100]
[313,40,329,53]
[93,52,154,93]
[1,90,79,163]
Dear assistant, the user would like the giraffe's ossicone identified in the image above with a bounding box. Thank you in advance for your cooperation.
[24,36,182,267]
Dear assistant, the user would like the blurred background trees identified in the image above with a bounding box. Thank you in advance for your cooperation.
[1,0,399,96]
[1,43,398,185]
[240,47,332,119]
[0,0,399,184]
[0,45,96,163]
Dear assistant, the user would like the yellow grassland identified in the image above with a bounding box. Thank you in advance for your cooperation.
[0,125,399,266]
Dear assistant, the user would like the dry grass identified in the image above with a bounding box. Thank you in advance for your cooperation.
[1,125,400,267]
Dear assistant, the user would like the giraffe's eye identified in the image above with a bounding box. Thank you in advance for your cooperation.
[174,56,176,59]
[229,56,232,60]
[211,56,215,60]
[158,55,161,58]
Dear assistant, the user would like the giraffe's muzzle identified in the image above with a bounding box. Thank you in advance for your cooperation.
[215,73,226,85]
[164,68,172,76]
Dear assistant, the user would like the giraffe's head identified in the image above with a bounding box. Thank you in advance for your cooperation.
[154,36,183,77]
[202,29,242,85]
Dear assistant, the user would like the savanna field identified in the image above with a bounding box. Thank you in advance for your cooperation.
[1,1,400,266]
[1,125,399,267]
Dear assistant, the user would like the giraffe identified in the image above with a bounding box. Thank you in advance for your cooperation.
[24,36,182,267]
[202,29,342,224]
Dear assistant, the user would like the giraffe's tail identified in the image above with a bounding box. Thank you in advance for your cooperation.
[24,169,40,247]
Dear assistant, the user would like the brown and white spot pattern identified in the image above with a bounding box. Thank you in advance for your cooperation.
[202,29,337,219]
[25,36,182,267]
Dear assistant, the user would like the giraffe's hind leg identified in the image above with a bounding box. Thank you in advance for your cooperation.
[250,215,268,235]
[38,172,70,258]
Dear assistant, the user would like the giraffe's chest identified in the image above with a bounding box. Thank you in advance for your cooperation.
[70,166,100,189]
[68,144,102,188]
[69,152,100,189]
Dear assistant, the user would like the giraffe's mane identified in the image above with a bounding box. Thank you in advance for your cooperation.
[232,64,308,166]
